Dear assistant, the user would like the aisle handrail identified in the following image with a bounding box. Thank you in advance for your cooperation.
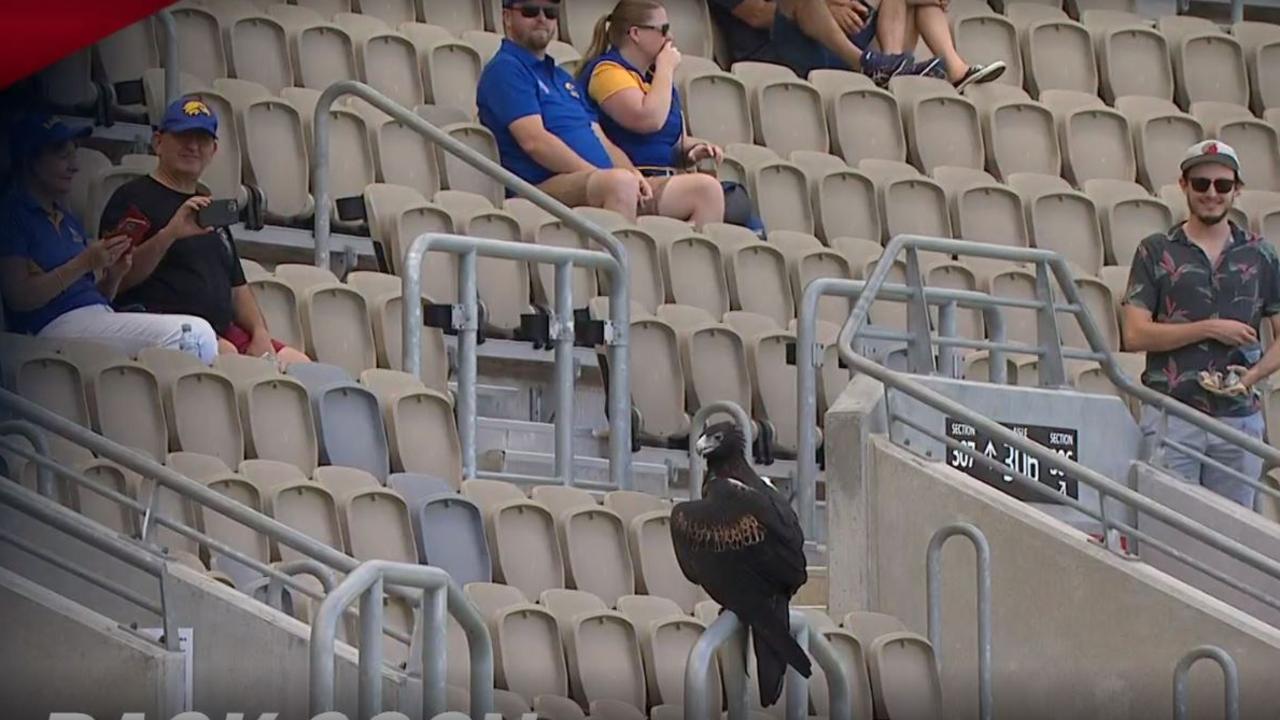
[1173,645,1239,720]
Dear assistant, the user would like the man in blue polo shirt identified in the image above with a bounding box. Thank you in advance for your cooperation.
[477,0,658,219]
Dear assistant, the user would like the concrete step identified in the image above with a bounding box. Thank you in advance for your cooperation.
[476,417,608,457]
[477,448,670,495]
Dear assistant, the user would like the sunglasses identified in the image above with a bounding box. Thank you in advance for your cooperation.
[1188,176,1238,194]
[516,4,560,19]
[635,23,671,36]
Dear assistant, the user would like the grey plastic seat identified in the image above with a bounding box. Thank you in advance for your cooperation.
[1115,96,1205,191]
[462,480,565,600]
[966,84,1061,180]
[419,493,492,585]
[867,632,945,720]
[790,151,883,244]
[889,76,985,174]
[359,368,461,483]
[732,62,829,158]
[678,68,754,149]
[285,361,352,390]
[201,472,272,588]
[1092,21,1173,103]
[531,486,635,606]
[809,70,906,166]
[287,367,391,482]
[1158,16,1249,109]
[1082,178,1173,265]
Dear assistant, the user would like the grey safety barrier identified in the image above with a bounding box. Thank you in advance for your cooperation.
[401,232,624,487]
[1173,645,1239,720]
[311,81,633,488]
[156,10,179,106]
[927,523,992,720]
[0,420,56,498]
[309,560,493,720]
[683,609,853,720]
[688,400,754,500]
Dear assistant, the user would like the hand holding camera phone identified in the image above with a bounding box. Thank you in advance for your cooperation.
[196,198,239,229]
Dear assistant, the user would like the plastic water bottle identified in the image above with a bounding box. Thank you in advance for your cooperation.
[178,323,199,356]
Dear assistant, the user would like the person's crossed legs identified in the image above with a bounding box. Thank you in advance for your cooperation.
[876,0,1005,88]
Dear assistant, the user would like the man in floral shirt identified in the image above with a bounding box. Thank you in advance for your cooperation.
[1122,140,1280,509]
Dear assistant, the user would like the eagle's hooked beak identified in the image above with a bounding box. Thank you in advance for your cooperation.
[695,433,717,457]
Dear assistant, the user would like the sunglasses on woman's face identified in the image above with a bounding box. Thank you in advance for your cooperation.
[517,4,560,19]
[636,23,671,36]
[1188,176,1238,194]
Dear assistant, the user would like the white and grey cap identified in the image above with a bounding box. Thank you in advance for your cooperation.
[1180,139,1242,180]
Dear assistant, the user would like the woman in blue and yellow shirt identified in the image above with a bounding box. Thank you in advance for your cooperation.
[577,0,725,228]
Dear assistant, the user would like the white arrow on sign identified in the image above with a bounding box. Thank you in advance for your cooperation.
[984,441,997,457]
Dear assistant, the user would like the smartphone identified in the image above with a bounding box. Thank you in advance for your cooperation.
[196,198,240,229]
[110,207,152,246]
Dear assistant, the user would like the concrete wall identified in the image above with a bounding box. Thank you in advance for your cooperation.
[0,567,184,720]
[827,376,1280,720]
[1135,463,1280,629]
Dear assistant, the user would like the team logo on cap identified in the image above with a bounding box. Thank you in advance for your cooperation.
[1204,141,1219,155]
[182,100,212,117]
[41,117,58,129]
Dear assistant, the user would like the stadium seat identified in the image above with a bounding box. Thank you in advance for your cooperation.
[1115,95,1205,191]
[437,122,504,204]
[808,69,907,167]
[530,218,603,309]
[333,15,425,109]
[1062,276,1121,351]
[744,157,815,235]
[357,0,418,25]
[770,231,855,326]
[593,222,666,315]
[966,83,1061,179]
[677,67,754,148]
[602,491,670,529]
[922,261,986,342]
[628,317,694,443]
[867,632,945,720]
[890,76,985,174]
[201,473,272,586]
[1157,16,1249,109]
[1231,21,1280,115]
[628,508,702,613]
[216,356,319,474]
[414,490,491,584]
[531,486,635,606]
[420,0,486,34]
[268,480,343,562]
[227,14,295,93]
[951,8,1024,88]
[61,345,168,462]
[85,163,151,239]
[401,23,484,115]
[716,235,794,327]
[1237,190,1280,240]
[275,264,377,375]
[557,603,647,709]
[360,184,456,299]
[283,19,360,91]
[859,159,953,244]
[659,305,756,425]
[346,271,451,389]
[1006,4,1097,96]
[74,460,139,537]
[138,348,244,467]
[1040,89,1136,186]
[240,97,316,222]
[359,368,461,483]
[933,168,1031,252]
[244,271,306,354]
[1190,102,1280,192]
[286,365,390,481]
[171,5,229,82]
[492,602,573,707]
[732,62,829,157]
[96,17,159,115]
[312,464,380,498]
[1009,172,1104,275]
[618,595,712,708]
[150,453,218,554]
[239,458,309,494]
[726,313,800,454]
[286,88,376,226]
[463,480,566,600]
[339,486,417,563]
[1090,20,1174,103]
[1082,178,1173,266]
[789,151,884,244]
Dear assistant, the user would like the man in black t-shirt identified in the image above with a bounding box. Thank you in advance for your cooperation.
[100,98,309,366]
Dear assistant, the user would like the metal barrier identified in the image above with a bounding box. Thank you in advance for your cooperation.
[309,560,493,720]
[833,236,1280,616]
[0,479,178,651]
[0,420,55,498]
[156,10,179,107]
[926,523,991,720]
[684,609,853,720]
[794,278,1016,536]
[688,401,754,500]
[311,81,633,488]
[401,232,623,486]
[1173,645,1239,720]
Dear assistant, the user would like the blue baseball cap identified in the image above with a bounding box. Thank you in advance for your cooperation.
[158,97,219,136]
[10,113,91,160]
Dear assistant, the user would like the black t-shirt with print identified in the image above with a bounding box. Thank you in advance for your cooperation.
[100,175,246,335]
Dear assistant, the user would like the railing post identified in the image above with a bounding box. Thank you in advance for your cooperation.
[553,260,575,485]
[784,616,810,720]
[937,301,960,378]
[685,610,748,720]
[689,401,753,500]
[1173,645,1239,720]
[156,10,179,106]
[458,249,480,480]
[1032,262,1066,387]
[358,577,384,720]
[0,420,56,498]
[903,248,936,375]
[422,585,449,719]
[926,522,992,720]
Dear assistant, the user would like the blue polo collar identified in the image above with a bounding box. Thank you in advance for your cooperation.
[499,38,556,71]
[11,187,68,225]
[602,47,650,79]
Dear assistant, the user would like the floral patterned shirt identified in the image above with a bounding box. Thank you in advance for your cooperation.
[1124,222,1280,417]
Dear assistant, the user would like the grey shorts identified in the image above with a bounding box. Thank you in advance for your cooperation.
[1139,405,1265,510]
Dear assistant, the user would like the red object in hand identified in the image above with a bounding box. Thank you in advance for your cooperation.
[110,206,152,246]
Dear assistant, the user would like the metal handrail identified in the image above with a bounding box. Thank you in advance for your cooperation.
[1173,645,1239,720]
[684,609,853,720]
[0,420,55,497]
[926,523,992,720]
[309,560,493,720]
[794,278,1015,536]
[156,10,179,107]
[311,81,633,488]
[688,400,754,500]
[402,232,623,485]
[0,479,177,650]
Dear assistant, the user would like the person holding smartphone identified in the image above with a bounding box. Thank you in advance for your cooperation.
[98,97,309,367]
[0,113,218,362]
[1122,140,1280,509]
[577,0,725,228]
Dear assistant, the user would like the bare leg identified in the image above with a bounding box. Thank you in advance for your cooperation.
[649,174,726,228]
[217,338,239,355]
[783,0,866,68]
[877,0,911,54]
[913,4,968,81]
[275,345,311,368]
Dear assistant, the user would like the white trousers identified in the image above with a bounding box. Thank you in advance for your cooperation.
[37,304,219,365]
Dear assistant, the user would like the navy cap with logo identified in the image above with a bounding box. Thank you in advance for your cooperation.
[10,113,91,161]
[158,97,219,137]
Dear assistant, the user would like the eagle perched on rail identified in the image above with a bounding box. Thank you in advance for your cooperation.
[670,421,811,706]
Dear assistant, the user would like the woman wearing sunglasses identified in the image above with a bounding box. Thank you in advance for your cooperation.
[576,0,726,228]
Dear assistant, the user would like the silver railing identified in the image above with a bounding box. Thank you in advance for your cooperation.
[688,400,754,500]
[311,81,633,488]
[926,523,991,720]
[0,478,179,652]
[402,232,624,486]
[833,236,1280,615]
[310,560,493,720]
[156,10,179,106]
[684,609,852,720]
[0,389,485,678]
[0,420,55,498]
[1172,645,1239,720]
[794,278,1015,536]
